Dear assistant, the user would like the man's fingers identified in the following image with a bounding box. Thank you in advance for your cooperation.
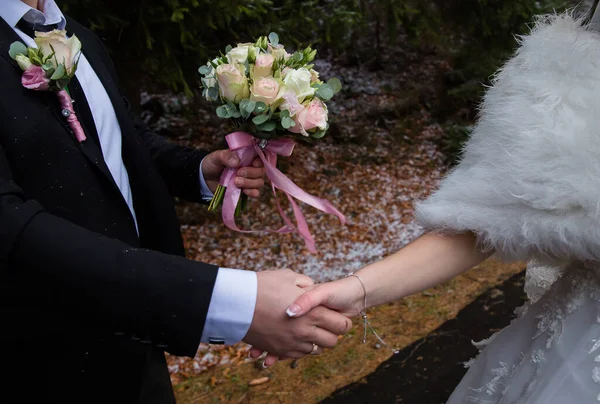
[309,306,353,335]
[243,189,260,198]
[252,158,264,168]
[249,347,263,359]
[216,149,240,168]
[234,177,264,189]
[262,354,279,368]
[286,287,327,317]
[294,274,314,289]
[306,328,339,350]
[279,352,304,361]
[237,166,265,179]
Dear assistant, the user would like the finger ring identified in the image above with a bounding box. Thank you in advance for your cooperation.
[310,343,319,355]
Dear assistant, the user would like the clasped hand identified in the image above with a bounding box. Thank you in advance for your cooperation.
[246,272,366,367]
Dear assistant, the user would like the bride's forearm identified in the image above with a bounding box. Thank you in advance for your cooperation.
[357,232,492,308]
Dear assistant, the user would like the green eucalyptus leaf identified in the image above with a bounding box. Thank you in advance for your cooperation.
[240,108,251,119]
[254,101,268,114]
[246,100,256,113]
[239,98,249,111]
[216,105,230,118]
[317,84,334,100]
[280,109,290,118]
[56,77,70,90]
[252,114,270,125]
[50,64,66,80]
[268,32,279,46]
[198,65,211,75]
[257,120,277,132]
[8,42,27,60]
[281,116,295,129]
[327,78,342,94]
[292,52,303,62]
[207,87,219,100]
[225,45,232,53]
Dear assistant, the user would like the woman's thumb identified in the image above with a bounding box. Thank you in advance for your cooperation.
[286,288,327,317]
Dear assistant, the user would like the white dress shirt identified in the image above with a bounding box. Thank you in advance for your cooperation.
[2,0,256,347]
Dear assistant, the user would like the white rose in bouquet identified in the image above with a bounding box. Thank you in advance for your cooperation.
[216,63,249,102]
[250,76,282,105]
[253,53,275,78]
[283,68,315,103]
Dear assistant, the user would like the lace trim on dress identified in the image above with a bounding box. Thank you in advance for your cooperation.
[464,266,600,403]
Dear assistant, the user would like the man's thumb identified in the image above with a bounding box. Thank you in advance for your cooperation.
[204,150,239,172]
[286,289,325,318]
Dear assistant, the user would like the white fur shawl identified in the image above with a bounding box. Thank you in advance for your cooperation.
[415,14,600,264]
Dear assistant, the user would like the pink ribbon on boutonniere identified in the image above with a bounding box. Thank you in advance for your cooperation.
[56,90,86,143]
[20,66,86,142]
[219,131,346,253]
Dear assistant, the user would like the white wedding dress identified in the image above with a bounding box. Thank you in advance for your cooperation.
[448,262,600,403]
[412,13,600,404]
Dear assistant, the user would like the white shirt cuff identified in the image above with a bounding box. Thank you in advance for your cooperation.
[200,267,257,345]
[199,157,214,201]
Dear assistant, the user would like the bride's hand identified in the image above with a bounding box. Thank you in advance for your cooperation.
[248,276,365,367]
[286,276,366,319]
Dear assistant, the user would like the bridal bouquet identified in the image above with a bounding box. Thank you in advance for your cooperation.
[198,33,345,252]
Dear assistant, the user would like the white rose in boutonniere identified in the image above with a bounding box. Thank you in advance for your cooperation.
[34,30,82,73]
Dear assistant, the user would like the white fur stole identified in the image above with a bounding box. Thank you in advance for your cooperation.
[415,13,600,265]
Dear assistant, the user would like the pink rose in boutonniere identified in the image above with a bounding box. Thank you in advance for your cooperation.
[21,65,51,90]
[9,29,86,142]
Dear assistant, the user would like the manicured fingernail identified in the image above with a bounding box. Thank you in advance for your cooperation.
[262,361,269,369]
[229,157,239,167]
[286,304,300,317]
[235,178,244,187]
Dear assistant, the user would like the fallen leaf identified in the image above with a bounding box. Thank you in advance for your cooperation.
[248,377,270,386]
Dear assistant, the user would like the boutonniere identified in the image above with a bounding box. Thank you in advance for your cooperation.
[9,29,86,142]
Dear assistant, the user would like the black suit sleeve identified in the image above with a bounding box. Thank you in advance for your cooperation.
[125,97,210,203]
[0,143,217,357]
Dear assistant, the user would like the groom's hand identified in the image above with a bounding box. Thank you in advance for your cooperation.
[202,150,265,197]
[243,270,353,365]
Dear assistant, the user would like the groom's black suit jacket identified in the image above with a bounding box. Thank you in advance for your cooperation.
[0,16,219,403]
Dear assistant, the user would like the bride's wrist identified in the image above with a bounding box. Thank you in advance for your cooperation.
[343,272,370,313]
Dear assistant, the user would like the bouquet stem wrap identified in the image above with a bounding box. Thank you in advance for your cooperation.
[219,131,346,253]
[57,90,86,143]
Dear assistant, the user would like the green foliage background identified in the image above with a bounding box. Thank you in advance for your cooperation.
[60,0,570,98]
[60,0,576,160]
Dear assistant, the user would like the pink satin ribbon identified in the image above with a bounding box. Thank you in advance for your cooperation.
[57,90,86,143]
[220,131,346,253]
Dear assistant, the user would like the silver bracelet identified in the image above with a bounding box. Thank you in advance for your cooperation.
[346,272,399,354]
